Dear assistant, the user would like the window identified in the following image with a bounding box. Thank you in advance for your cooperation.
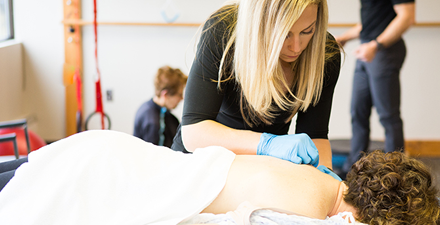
[0,0,14,42]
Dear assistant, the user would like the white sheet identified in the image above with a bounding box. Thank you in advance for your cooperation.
[0,130,235,225]
[182,210,365,225]
[180,201,365,225]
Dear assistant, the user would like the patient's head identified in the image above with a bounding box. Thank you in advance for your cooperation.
[343,150,440,225]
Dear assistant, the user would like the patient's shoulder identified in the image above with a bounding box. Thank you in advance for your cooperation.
[223,155,341,219]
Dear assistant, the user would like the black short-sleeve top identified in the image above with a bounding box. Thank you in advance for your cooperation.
[360,0,415,41]
[171,13,341,153]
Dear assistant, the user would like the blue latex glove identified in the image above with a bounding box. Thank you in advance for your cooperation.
[257,133,319,167]
[317,165,342,181]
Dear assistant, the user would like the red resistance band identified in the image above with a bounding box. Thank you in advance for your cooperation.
[74,69,82,112]
[74,68,83,132]
[93,0,105,129]
[73,1,83,133]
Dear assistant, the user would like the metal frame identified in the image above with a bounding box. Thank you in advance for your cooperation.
[8,0,14,40]
[0,119,31,159]
[0,0,14,41]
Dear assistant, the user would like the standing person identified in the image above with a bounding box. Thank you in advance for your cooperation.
[335,0,415,177]
[171,0,342,168]
[133,66,187,148]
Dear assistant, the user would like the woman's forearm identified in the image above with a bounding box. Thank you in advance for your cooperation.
[335,24,362,46]
[312,139,332,169]
[181,120,262,154]
[376,2,415,48]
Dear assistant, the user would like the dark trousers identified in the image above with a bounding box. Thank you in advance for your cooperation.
[0,157,28,191]
[343,39,406,173]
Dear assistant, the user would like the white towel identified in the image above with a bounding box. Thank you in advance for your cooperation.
[0,130,235,225]
[181,202,366,225]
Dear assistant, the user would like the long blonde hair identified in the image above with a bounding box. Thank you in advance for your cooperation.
[206,0,335,126]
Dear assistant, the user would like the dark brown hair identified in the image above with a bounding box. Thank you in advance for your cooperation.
[344,150,440,225]
[154,66,187,97]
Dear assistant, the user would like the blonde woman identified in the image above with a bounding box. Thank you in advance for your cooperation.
[172,0,341,172]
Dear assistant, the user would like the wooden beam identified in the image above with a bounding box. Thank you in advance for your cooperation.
[61,19,440,27]
[62,19,200,27]
[329,22,440,27]
[63,0,83,137]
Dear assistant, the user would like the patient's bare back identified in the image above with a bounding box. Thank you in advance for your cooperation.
[202,155,341,219]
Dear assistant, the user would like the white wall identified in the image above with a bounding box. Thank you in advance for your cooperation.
[1,0,439,141]
[79,0,226,133]
[6,0,65,140]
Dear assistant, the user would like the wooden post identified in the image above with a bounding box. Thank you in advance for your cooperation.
[63,0,82,137]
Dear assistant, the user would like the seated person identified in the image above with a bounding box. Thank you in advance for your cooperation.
[0,131,438,224]
[133,65,187,148]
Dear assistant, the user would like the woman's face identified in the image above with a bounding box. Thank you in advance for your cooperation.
[279,5,318,65]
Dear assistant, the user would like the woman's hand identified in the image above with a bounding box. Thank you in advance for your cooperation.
[317,165,342,181]
[257,133,319,166]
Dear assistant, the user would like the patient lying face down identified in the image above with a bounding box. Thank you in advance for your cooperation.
[0,130,438,225]
[203,150,440,225]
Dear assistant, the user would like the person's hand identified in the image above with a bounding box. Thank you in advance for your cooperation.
[317,165,342,181]
[257,133,319,166]
[354,40,379,62]
[335,36,347,47]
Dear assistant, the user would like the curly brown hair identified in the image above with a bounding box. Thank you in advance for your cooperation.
[344,150,440,225]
